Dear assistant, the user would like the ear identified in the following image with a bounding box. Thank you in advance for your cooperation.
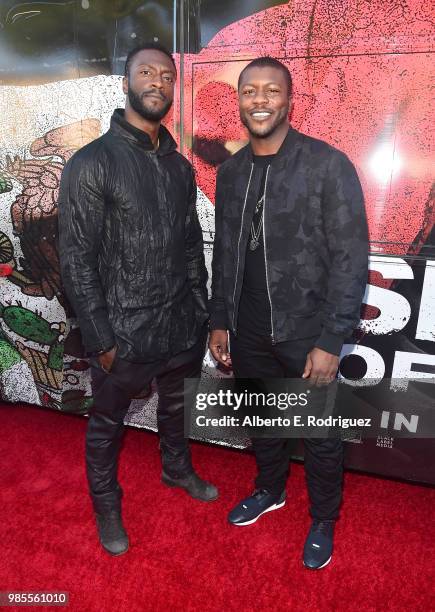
[122,76,128,95]
[288,97,294,121]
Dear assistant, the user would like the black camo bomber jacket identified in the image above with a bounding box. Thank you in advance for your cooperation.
[209,127,369,356]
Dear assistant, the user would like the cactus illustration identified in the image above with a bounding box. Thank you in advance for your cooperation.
[62,389,94,415]
[0,304,60,345]
[0,173,13,194]
[47,342,64,371]
[0,303,65,395]
[0,338,22,373]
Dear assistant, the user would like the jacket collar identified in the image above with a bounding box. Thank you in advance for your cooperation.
[238,125,303,170]
[109,109,177,156]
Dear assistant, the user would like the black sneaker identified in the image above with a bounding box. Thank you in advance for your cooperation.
[228,489,286,526]
[161,470,218,502]
[303,520,335,569]
[95,510,129,556]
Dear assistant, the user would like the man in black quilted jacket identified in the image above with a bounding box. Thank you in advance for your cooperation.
[58,43,217,557]
[209,57,368,569]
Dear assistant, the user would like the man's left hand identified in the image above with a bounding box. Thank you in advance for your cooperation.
[302,347,339,386]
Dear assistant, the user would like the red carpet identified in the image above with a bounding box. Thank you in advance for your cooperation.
[0,404,433,612]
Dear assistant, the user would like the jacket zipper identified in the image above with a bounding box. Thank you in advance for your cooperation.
[262,165,275,343]
[232,163,254,334]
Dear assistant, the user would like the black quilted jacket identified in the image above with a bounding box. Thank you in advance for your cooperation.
[210,127,369,356]
[58,109,208,362]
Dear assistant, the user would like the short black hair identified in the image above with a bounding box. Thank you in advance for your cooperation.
[238,57,292,96]
[124,42,176,77]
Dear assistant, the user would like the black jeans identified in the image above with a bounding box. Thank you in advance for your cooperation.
[86,328,207,514]
[230,328,343,522]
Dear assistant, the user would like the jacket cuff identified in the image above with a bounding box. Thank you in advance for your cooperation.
[314,330,344,357]
[209,311,228,331]
[78,319,115,356]
[88,343,117,357]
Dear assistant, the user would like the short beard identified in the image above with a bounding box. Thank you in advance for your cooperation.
[128,85,172,122]
[240,107,288,139]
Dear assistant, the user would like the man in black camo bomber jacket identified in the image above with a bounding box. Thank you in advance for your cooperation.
[209,57,368,570]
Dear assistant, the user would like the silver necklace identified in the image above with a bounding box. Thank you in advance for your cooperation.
[250,194,264,251]
[250,216,263,251]
[249,162,271,251]
[255,194,264,214]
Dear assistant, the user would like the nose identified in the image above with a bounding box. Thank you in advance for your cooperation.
[151,74,164,89]
[252,89,268,105]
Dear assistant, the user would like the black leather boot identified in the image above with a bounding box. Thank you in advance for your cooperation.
[92,488,129,556]
[95,510,129,556]
[161,470,218,502]
[159,438,218,501]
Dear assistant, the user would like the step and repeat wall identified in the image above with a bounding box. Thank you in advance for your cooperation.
[0,0,433,482]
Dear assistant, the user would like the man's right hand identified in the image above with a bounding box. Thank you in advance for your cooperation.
[209,329,231,367]
[97,345,117,373]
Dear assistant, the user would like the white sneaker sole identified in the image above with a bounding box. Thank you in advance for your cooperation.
[230,500,286,526]
[303,555,332,569]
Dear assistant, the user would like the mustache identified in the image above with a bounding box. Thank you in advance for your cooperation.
[141,89,166,101]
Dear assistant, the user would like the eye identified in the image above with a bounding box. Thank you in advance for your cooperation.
[243,89,255,96]
[164,76,174,83]
[267,88,280,94]
[140,69,151,75]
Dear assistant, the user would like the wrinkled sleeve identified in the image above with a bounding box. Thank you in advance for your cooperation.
[315,151,369,356]
[185,168,208,316]
[58,154,115,354]
[209,166,228,330]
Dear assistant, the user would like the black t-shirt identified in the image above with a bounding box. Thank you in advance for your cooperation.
[237,154,275,335]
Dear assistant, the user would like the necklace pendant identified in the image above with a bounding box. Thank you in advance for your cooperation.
[250,238,259,251]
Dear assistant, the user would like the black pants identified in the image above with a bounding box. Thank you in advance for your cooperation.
[230,328,343,522]
[86,330,206,514]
